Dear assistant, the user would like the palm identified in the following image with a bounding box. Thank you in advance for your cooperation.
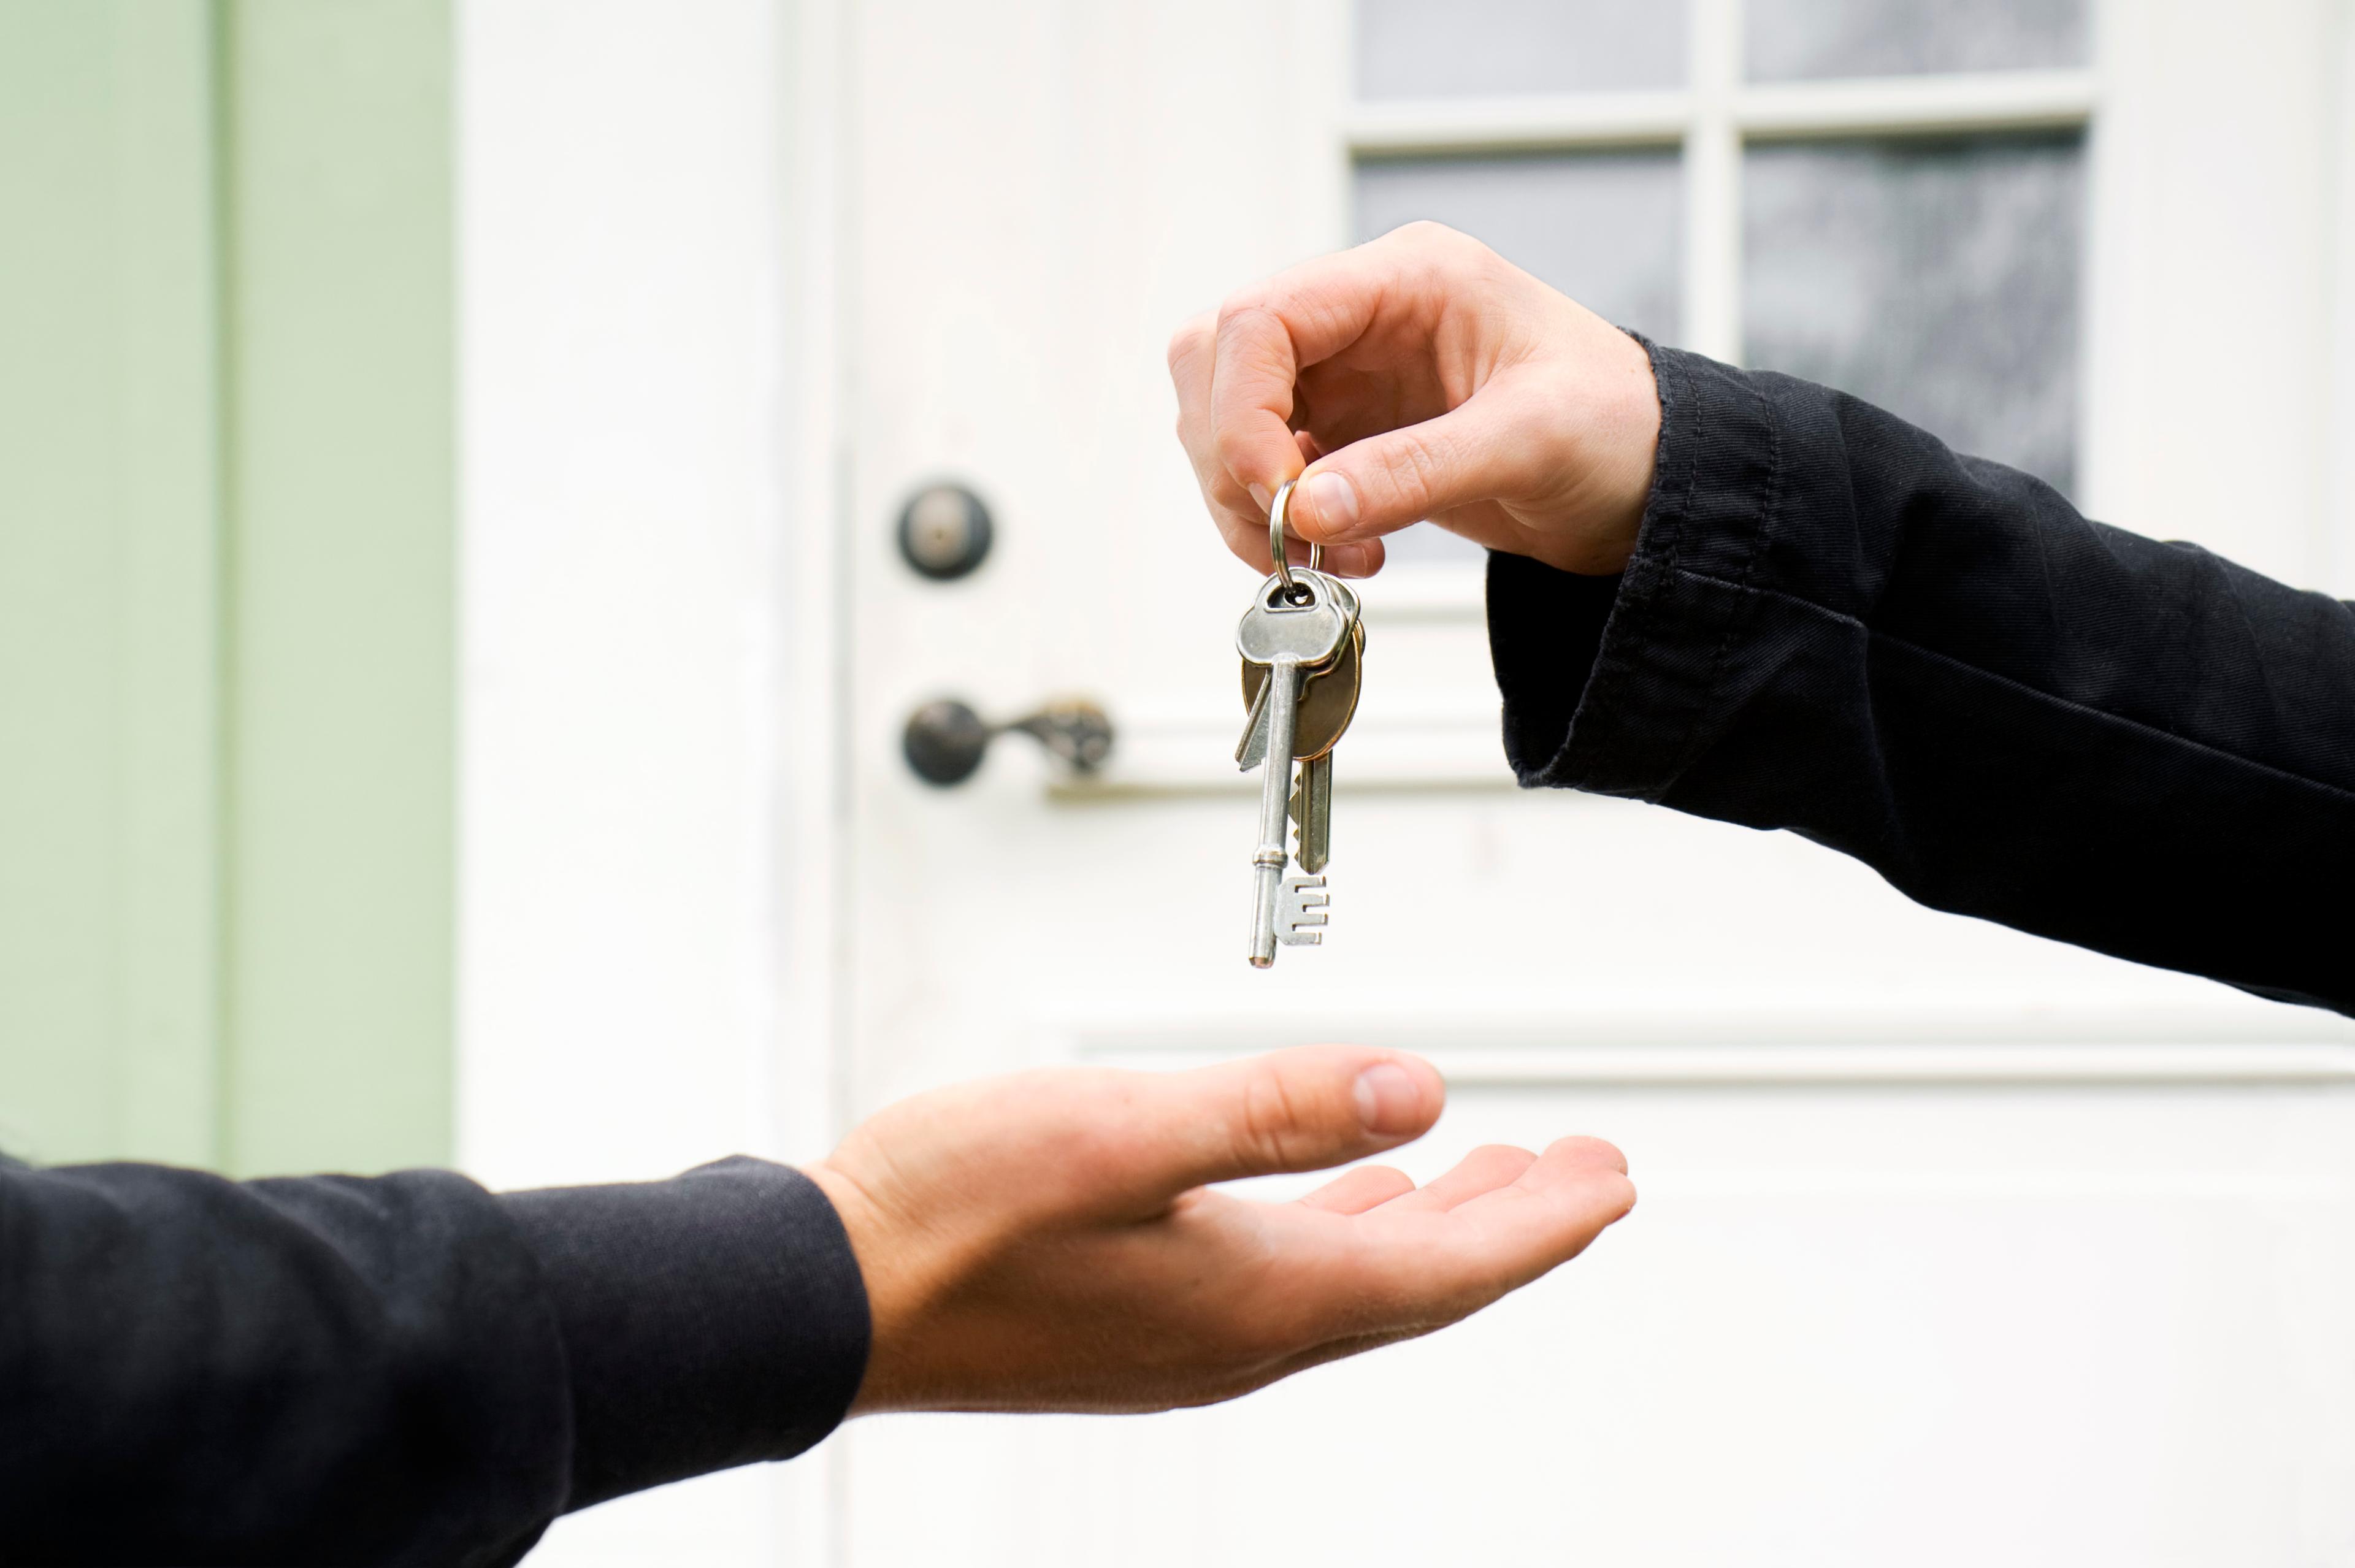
[829,1099,1630,1414]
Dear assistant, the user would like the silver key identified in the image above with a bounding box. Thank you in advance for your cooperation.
[1288,616,1362,874]
[1291,753,1332,874]
[1235,672,1275,771]
[1235,571,1349,967]
[1236,614,1362,771]
[1242,608,1363,878]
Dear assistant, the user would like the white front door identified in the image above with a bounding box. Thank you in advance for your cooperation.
[833,1,2355,1563]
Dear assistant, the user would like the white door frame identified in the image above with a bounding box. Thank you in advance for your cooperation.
[456,0,847,1561]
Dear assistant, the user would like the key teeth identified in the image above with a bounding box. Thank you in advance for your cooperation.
[1277,875,1328,946]
[1292,792,1323,870]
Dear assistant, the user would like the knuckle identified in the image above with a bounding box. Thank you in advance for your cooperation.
[1212,421,1264,480]
[1214,297,1290,373]
[1390,220,1501,293]
[1231,1067,1311,1171]
[1214,290,1270,335]
[1388,218,1477,267]
[1374,433,1445,512]
[1393,218,1457,250]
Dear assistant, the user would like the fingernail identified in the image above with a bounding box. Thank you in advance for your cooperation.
[1299,472,1360,537]
[1247,483,1273,513]
[1354,1063,1422,1135]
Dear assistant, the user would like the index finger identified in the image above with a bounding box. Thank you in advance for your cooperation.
[1208,243,1404,502]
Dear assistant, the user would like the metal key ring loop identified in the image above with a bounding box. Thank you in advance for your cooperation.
[1268,478,1322,603]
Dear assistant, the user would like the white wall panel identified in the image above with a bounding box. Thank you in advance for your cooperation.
[2084,0,2344,584]
[456,1,835,1561]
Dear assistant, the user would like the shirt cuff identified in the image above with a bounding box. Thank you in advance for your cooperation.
[1486,338,1783,798]
[499,1157,870,1512]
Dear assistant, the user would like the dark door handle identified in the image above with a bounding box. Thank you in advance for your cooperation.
[902,696,1114,786]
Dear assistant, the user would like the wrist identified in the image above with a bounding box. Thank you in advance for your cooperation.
[799,1158,955,1415]
[1571,326,1663,576]
[1511,322,1660,578]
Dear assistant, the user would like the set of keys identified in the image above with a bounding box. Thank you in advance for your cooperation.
[1236,478,1365,968]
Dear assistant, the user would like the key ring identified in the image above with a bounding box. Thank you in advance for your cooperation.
[1268,478,1322,603]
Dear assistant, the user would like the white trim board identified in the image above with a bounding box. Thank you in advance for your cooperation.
[1087,1042,2355,1088]
[1346,69,2099,157]
[1060,997,2355,1084]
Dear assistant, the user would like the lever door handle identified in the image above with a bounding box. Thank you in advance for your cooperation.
[902,696,1114,786]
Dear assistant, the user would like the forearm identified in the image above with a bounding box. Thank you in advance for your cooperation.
[0,1155,867,1566]
[1490,342,2355,1015]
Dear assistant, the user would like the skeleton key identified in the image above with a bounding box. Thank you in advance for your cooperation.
[1236,614,1361,770]
[1235,568,1349,967]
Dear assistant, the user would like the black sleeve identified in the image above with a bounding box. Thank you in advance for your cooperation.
[0,1153,868,1567]
[1486,340,2355,1017]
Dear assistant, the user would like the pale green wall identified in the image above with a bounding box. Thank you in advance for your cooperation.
[0,0,453,1176]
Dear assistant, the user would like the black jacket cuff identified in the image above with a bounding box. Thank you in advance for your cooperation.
[499,1157,870,1512]
[1487,339,1783,798]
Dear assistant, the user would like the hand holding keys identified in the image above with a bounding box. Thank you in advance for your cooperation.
[1236,480,1366,968]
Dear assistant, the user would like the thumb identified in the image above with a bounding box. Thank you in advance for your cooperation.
[1137,1045,1445,1198]
[1286,398,1507,546]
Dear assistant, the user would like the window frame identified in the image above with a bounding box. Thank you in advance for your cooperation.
[1343,0,2097,368]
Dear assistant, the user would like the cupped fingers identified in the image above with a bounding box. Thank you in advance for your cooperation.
[1298,1163,1416,1214]
[1208,300,1312,510]
[1175,319,1385,578]
[1371,1143,1536,1214]
[1530,1134,1628,1179]
[1173,312,1267,565]
[1444,1137,1637,1282]
[1339,1138,1635,1320]
[1204,227,1492,510]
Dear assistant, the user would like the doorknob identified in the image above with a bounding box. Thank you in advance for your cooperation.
[897,483,994,581]
[902,696,1114,786]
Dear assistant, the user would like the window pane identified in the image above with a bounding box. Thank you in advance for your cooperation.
[1743,134,2083,495]
[1355,154,1682,340]
[1356,0,1685,99]
[1356,151,1683,562]
[1746,0,2088,82]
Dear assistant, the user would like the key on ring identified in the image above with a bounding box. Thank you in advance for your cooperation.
[1235,480,1355,966]
[1239,614,1363,873]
